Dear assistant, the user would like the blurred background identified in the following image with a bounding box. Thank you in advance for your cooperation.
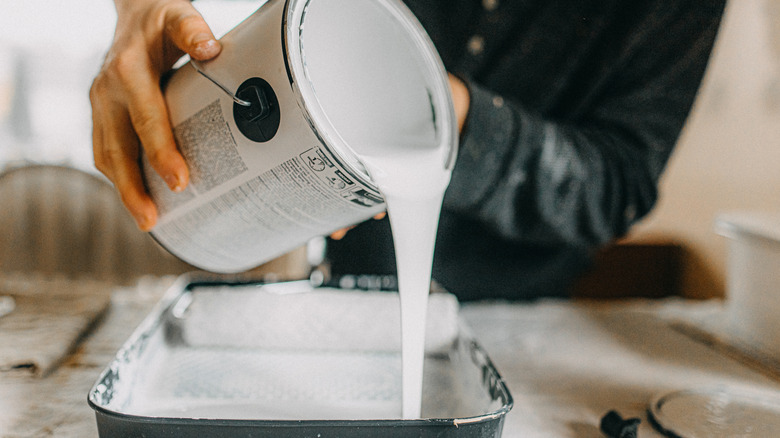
[0,0,260,171]
[1,0,779,298]
[626,0,780,299]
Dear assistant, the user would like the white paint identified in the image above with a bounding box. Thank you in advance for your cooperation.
[293,0,456,418]
[138,400,401,421]
[126,345,406,420]
[297,0,456,419]
[360,145,451,419]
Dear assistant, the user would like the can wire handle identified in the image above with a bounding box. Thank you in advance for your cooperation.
[190,60,252,107]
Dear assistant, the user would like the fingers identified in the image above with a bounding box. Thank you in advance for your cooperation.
[163,1,221,61]
[91,0,217,230]
[330,213,387,240]
[329,227,352,241]
[91,42,188,229]
[122,62,189,193]
[120,0,219,194]
[91,87,158,231]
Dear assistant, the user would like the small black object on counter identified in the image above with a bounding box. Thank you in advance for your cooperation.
[600,410,641,438]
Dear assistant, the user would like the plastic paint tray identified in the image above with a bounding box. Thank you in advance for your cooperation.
[88,275,513,437]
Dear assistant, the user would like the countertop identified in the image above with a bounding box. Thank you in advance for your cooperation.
[1,275,778,437]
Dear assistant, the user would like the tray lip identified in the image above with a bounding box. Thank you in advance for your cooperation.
[88,402,505,429]
[87,272,514,426]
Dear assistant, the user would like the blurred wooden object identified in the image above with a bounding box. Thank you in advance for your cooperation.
[571,241,684,299]
[0,165,308,284]
[0,165,189,283]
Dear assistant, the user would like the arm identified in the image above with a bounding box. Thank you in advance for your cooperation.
[443,3,725,248]
[90,0,220,230]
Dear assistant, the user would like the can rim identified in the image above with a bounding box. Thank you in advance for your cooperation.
[281,0,457,191]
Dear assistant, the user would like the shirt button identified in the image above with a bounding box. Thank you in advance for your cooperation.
[467,35,485,56]
[624,205,637,222]
[482,0,499,12]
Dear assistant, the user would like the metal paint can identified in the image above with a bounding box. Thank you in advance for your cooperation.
[144,0,456,273]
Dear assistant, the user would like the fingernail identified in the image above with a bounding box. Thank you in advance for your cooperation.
[191,36,219,59]
[165,174,182,192]
[136,213,154,231]
[192,32,213,45]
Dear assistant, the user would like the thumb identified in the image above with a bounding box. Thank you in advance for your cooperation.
[164,2,221,61]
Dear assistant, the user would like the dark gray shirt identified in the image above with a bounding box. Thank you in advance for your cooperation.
[327,0,726,300]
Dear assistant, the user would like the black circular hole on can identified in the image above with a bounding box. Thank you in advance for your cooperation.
[233,77,280,143]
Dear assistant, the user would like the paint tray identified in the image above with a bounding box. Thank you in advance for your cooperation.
[88,274,512,437]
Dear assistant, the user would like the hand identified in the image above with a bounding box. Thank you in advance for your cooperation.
[90,0,221,231]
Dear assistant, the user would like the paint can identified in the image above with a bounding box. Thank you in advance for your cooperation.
[144,0,456,273]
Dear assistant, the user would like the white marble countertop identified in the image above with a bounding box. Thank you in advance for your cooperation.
[2,276,778,437]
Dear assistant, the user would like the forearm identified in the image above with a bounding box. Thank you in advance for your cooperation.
[442,1,724,248]
[444,81,672,247]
